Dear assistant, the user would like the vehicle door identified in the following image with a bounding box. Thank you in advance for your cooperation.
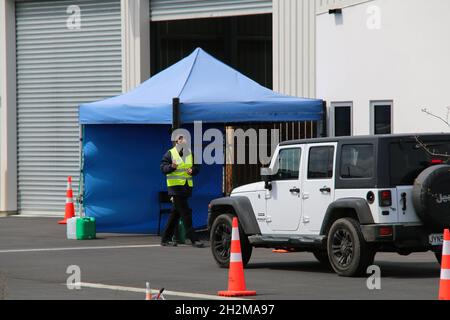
[302,143,337,234]
[265,146,303,232]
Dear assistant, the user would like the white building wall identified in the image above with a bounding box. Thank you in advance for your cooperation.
[316,0,372,13]
[0,0,17,214]
[121,0,150,92]
[273,0,316,98]
[317,0,450,135]
[0,5,3,210]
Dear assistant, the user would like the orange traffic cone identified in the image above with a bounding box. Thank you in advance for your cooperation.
[145,282,152,300]
[58,176,75,225]
[218,217,256,297]
[439,229,450,300]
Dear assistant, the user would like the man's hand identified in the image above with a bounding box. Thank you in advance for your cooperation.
[187,168,193,176]
[171,161,178,169]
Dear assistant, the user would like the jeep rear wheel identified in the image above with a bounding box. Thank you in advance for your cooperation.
[412,165,450,232]
[327,218,375,277]
[210,213,252,268]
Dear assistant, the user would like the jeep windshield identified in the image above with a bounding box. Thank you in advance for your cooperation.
[389,138,450,186]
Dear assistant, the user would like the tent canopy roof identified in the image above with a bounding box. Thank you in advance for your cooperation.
[79,48,323,125]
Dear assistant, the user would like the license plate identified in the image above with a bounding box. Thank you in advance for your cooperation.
[429,233,444,246]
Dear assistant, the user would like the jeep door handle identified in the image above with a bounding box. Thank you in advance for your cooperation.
[401,192,407,211]
[320,187,331,193]
[290,187,301,194]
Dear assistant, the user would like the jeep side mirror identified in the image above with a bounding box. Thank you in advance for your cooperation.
[261,168,273,190]
[261,168,273,181]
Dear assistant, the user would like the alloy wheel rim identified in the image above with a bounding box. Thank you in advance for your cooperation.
[331,228,354,268]
[213,222,231,260]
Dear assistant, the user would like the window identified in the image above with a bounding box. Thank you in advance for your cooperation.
[340,145,374,179]
[273,148,301,181]
[371,101,392,135]
[389,139,450,186]
[308,146,335,179]
[332,103,352,137]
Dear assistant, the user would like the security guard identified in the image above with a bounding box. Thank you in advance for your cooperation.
[160,134,204,248]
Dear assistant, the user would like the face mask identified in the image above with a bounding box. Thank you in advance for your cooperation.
[176,143,191,159]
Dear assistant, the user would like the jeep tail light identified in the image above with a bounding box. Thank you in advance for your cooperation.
[379,190,392,207]
[431,159,444,165]
[379,227,393,237]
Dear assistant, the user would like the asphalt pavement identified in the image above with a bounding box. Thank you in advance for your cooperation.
[0,217,442,300]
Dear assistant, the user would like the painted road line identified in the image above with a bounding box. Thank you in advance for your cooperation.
[12,215,62,218]
[76,282,249,300]
[0,244,161,253]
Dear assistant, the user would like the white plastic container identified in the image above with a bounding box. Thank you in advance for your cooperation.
[67,217,77,240]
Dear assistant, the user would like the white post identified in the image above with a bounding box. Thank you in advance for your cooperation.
[121,0,151,93]
[0,0,17,216]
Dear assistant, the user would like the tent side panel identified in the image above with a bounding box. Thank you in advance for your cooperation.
[83,124,222,233]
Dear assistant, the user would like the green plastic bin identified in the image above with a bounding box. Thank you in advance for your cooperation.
[173,218,186,244]
[76,217,96,240]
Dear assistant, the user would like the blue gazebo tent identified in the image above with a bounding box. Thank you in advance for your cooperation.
[79,48,324,234]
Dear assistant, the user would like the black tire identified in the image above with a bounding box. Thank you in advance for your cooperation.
[312,250,331,268]
[327,218,375,277]
[210,213,252,268]
[434,250,442,265]
[412,165,450,232]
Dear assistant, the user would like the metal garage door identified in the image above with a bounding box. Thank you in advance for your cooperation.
[16,0,122,215]
[150,0,272,21]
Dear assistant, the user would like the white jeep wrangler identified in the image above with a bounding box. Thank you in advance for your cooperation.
[208,134,450,277]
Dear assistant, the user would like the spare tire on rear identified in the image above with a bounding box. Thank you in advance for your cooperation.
[412,165,450,232]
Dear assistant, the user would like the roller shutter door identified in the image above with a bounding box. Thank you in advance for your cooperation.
[16,0,122,215]
[150,0,272,21]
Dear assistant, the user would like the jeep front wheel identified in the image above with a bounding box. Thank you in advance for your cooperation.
[312,250,331,268]
[434,250,442,265]
[210,213,252,268]
[327,218,375,277]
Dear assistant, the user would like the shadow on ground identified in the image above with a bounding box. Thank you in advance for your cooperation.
[247,260,440,279]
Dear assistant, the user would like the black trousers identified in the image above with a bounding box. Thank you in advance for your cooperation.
[162,196,198,243]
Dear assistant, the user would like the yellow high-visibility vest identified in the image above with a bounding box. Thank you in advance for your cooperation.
[166,147,193,187]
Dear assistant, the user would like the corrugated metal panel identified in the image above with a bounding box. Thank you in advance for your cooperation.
[150,0,272,21]
[16,0,122,215]
[273,0,316,98]
[316,0,373,14]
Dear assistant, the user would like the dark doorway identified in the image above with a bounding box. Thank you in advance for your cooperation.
[151,14,272,88]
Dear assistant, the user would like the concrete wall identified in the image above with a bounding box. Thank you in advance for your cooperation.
[317,0,450,135]
[121,0,150,92]
[0,2,3,209]
[0,0,17,214]
[316,0,373,14]
[273,0,316,98]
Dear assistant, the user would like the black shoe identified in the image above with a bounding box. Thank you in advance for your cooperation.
[161,240,178,247]
[191,240,205,248]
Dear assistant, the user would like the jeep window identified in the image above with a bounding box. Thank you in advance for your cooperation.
[308,146,335,179]
[273,148,301,181]
[390,140,450,186]
[340,145,374,179]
